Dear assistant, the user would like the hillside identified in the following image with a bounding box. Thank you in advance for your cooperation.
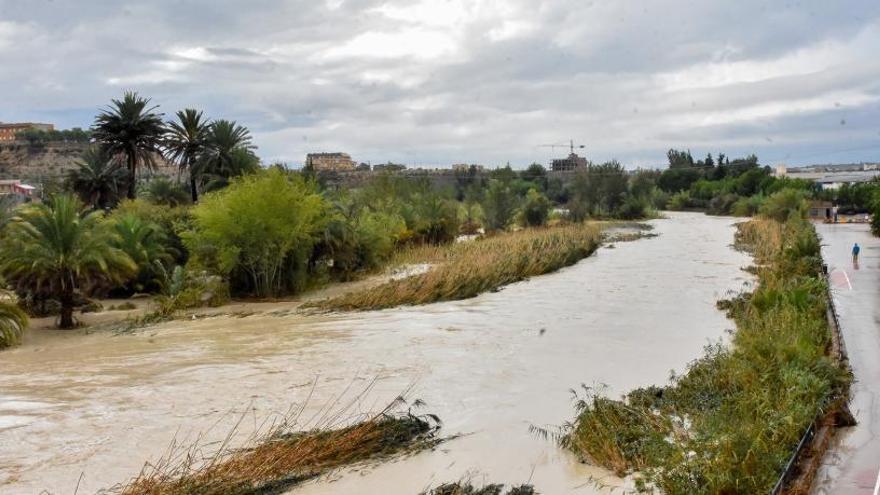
[0,141,176,184]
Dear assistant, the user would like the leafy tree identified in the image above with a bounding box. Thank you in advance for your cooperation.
[165,109,211,202]
[658,167,701,193]
[92,92,166,199]
[667,149,694,169]
[183,169,327,297]
[521,163,548,190]
[567,161,629,219]
[521,188,550,227]
[0,195,135,328]
[66,146,128,209]
[482,179,519,231]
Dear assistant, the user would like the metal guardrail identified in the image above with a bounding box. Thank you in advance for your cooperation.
[769,264,849,495]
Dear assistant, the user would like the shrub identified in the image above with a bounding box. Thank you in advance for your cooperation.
[154,266,230,316]
[615,195,649,220]
[520,188,550,227]
[760,188,808,222]
[183,169,328,297]
[731,195,764,217]
[706,193,740,215]
[667,191,692,210]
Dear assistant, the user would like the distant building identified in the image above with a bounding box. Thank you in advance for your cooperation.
[304,152,356,171]
[0,122,54,142]
[551,152,588,171]
[0,179,36,202]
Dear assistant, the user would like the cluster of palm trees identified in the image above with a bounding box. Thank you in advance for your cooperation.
[71,91,258,207]
[0,92,261,338]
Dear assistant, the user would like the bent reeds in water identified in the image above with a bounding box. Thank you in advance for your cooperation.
[421,482,538,495]
[110,403,441,495]
[314,223,601,311]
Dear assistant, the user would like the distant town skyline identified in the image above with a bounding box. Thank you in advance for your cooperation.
[1,0,879,168]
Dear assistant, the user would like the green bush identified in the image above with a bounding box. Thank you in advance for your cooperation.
[667,191,692,210]
[759,188,808,222]
[155,265,230,316]
[183,169,328,297]
[520,188,550,227]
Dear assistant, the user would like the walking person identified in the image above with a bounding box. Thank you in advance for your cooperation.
[852,242,860,264]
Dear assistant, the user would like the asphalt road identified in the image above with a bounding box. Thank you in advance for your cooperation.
[813,222,880,495]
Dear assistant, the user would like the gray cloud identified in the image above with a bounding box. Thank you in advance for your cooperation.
[1,0,879,168]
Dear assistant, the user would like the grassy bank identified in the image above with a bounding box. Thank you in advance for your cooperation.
[113,411,441,495]
[562,215,850,493]
[312,223,602,311]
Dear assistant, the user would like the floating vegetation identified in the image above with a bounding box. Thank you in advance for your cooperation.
[561,215,851,493]
[107,398,442,495]
[421,482,538,495]
[312,223,601,311]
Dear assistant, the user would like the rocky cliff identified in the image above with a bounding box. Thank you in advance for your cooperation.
[0,141,176,184]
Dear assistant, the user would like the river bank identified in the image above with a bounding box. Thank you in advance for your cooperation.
[0,212,751,494]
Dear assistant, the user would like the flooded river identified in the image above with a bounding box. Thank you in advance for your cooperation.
[0,212,751,494]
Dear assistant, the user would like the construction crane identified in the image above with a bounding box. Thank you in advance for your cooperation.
[537,139,585,155]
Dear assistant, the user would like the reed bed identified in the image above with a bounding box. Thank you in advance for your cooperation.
[421,483,538,495]
[562,215,850,494]
[314,223,602,311]
[109,397,442,495]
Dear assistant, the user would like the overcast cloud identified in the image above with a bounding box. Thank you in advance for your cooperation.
[1,0,879,168]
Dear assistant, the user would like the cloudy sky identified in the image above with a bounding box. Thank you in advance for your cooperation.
[1,0,879,168]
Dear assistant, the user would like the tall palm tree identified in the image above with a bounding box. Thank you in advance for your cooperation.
[164,109,210,202]
[198,119,258,191]
[66,146,128,209]
[0,194,136,328]
[0,295,28,349]
[92,92,165,199]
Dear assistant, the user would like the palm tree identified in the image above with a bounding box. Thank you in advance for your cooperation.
[0,194,136,328]
[92,92,165,199]
[198,119,259,191]
[66,146,128,209]
[0,295,28,349]
[141,176,191,207]
[164,109,210,202]
[110,212,175,293]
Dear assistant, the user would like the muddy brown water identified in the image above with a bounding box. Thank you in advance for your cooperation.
[0,212,751,494]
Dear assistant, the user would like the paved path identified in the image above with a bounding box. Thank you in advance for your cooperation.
[813,222,880,495]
